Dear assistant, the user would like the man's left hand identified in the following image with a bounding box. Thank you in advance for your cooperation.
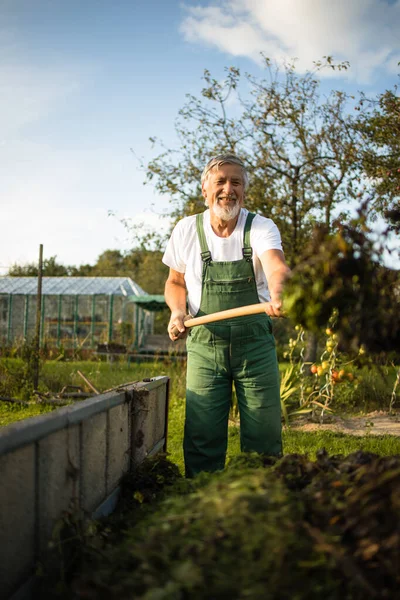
[264,299,285,318]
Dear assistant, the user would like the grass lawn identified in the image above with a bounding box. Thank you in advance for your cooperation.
[1,358,399,468]
[168,404,400,475]
[4,358,399,599]
[0,401,56,427]
[0,358,185,427]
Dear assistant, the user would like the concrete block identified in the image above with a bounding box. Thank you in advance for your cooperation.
[81,412,107,513]
[37,425,80,556]
[107,403,130,493]
[131,390,148,465]
[146,388,166,451]
[131,381,167,464]
[154,385,168,443]
[0,445,35,600]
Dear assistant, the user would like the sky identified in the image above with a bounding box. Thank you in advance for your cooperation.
[1,0,400,274]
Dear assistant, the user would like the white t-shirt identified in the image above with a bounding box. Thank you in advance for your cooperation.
[162,208,283,316]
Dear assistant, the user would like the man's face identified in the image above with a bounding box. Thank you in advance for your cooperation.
[202,163,245,222]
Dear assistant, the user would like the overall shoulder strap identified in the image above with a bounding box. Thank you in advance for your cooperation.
[196,213,212,264]
[242,212,256,261]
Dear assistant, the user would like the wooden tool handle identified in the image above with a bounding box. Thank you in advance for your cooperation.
[170,302,269,337]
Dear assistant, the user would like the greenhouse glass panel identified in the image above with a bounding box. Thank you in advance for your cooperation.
[95,295,108,324]
[78,296,92,325]
[0,296,9,343]
[93,323,108,345]
[10,295,25,342]
[76,296,92,346]
[0,277,160,350]
[123,302,135,345]
[93,295,109,345]
[46,324,59,346]
[111,296,124,344]
[26,297,37,342]
[42,295,59,345]
[60,295,74,343]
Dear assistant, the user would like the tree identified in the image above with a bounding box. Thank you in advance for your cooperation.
[8,256,71,276]
[356,83,400,236]
[283,77,400,355]
[144,57,365,266]
[77,250,128,277]
[70,249,169,295]
[8,249,168,296]
[283,213,400,354]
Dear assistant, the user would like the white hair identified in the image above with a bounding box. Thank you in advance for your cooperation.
[201,153,249,191]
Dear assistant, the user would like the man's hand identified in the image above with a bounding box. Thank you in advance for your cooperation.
[168,310,188,341]
[264,298,285,318]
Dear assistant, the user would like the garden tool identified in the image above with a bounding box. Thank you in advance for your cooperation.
[170,301,272,337]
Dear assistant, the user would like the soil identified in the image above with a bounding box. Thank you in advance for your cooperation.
[288,410,400,437]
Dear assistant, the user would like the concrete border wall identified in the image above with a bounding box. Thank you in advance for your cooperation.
[0,376,169,600]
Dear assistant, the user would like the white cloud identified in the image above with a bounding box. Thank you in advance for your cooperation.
[181,0,400,82]
[182,15,278,64]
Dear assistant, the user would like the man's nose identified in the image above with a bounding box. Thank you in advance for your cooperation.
[223,180,234,195]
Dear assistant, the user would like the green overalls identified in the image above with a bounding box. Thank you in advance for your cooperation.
[184,212,282,478]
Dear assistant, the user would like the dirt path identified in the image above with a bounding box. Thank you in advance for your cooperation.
[288,410,400,437]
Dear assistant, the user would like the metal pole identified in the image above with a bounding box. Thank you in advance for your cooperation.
[121,299,126,344]
[73,295,79,348]
[134,304,139,349]
[23,295,29,340]
[40,295,45,346]
[57,295,62,347]
[33,244,43,390]
[108,295,114,343]
[7,294,13,345]
[91,295,96,348]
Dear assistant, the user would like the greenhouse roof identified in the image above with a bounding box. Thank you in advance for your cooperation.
[0,277,147,297]
[128,294,167,311]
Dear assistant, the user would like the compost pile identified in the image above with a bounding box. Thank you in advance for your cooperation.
[52,450,400,600]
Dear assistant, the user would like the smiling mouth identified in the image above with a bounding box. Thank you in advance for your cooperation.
[217,196,236,202]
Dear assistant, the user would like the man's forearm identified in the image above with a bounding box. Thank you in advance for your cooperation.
[164,279,187,315]
[259,249,291,318]
[164,270,189,340]
[267,266,291,304]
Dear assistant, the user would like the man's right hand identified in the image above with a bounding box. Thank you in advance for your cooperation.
[168,310,187,341]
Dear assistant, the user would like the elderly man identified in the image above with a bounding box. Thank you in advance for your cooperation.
[162,153,290,478]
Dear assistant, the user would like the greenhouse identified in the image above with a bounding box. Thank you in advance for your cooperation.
[0,277,166,349]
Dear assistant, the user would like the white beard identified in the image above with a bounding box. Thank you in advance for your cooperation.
[213,201,241,221]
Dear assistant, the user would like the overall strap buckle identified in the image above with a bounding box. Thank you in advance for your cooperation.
[201,250,212,264]
[242,247,253,262]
